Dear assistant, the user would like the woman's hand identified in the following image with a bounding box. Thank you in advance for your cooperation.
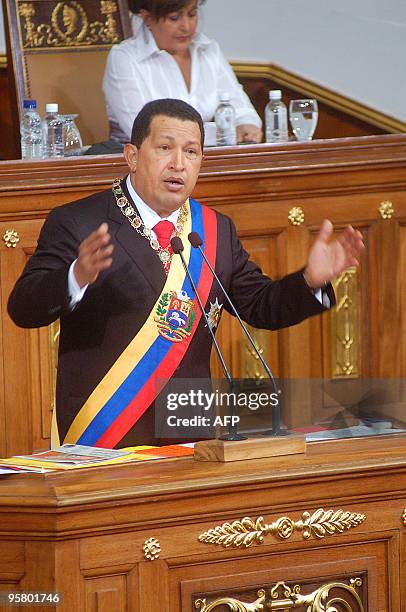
[237,124,262,144]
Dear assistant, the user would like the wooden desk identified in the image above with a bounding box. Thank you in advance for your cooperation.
[0,135,405,456]
[0,436,405,611]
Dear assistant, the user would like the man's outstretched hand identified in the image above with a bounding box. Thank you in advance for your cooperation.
[73,223,114,288]
[303,220,364,289]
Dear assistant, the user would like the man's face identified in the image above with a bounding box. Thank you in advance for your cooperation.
[126,115,203,216]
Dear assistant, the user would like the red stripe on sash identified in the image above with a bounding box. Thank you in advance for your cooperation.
[95,206,217,448]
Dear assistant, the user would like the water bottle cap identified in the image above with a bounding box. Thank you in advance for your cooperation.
[219,92,231,102]
[269,90,282,100]
[23,99,37,109]
[46,103,59,113]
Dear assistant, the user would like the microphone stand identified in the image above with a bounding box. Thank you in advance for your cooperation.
[188,232,286,437]
[171,237,246,441]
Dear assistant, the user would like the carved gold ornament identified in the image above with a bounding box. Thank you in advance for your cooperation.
[402,508,406,527]
[288,206,305,226]
[19,0,120,48]
[3,229,20,248]
[242,326,268,379]
[378,200,394,219]
[143,537,160,560]
[194,578,364,611]
[198,508,366,549]
[195,589,265,611]
[331,268,359,377]
[268,578,364,610]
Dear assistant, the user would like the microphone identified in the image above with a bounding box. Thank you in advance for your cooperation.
[188,231,284,436]
[171,237,246,441]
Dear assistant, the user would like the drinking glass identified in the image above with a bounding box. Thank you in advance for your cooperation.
[289,99,318,141]
[62,114,83,156]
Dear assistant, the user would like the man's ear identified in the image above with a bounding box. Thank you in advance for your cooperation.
[124,143,138,173]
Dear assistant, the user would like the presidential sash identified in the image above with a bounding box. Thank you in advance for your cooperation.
[63,199,217,448]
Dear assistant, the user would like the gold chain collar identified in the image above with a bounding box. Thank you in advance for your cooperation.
[112,178,188,268]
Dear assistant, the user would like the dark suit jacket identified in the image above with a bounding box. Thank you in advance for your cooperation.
[7,182,335,447]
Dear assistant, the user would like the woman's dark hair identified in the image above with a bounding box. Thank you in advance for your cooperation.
[131,99,205,149]
[129,0,205,19]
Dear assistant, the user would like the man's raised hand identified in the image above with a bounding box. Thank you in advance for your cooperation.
[73,223,114,288]
[303,219,364,289]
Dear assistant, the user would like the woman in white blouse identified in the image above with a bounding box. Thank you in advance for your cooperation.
[103,0,262,144]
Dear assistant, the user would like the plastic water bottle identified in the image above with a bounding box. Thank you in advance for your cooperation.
[265,90,288,143]
[20,99,43,159]
[42,103,64,158]
[215,93,237,146]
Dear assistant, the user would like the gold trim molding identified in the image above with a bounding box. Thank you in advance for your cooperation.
[198,508,366,549]
[402,508,406,527]
[232,61,406,134]
[331,267,359,377]
[0,53,7,69]
[195,578,364,611]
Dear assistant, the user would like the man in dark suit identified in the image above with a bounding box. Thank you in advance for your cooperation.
[8,99,364,449]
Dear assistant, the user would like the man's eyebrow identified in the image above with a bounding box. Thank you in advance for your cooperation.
[157,133,200,146]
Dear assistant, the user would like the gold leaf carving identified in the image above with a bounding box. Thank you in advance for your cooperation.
[267,578,364,610]
[19,3,40,47]
[19,0,120,48]
[195,589,265,611]
[331,267,359,377]
[194,578,364,610]
[198,508,366,549]
[242,326,268,380]
[299,508,366,539]
[402,508,406,527]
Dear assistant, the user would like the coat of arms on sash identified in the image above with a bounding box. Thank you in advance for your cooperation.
[154,290,196,342]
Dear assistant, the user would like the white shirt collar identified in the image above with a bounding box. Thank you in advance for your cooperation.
[125,175,180,230]
[136,23,211,62]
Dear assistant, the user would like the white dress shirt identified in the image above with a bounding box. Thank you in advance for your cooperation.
[68,176,180,305]
[102,25,262,143]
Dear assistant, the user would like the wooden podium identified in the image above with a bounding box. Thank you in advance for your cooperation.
[0,435,405,611]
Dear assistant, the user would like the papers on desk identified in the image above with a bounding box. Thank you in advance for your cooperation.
[0,443,194,475]
[15,444,131,465]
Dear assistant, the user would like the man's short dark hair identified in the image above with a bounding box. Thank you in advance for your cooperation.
[131,99,205,149]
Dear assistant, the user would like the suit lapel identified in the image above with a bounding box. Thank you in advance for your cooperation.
[107,182,166,294]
